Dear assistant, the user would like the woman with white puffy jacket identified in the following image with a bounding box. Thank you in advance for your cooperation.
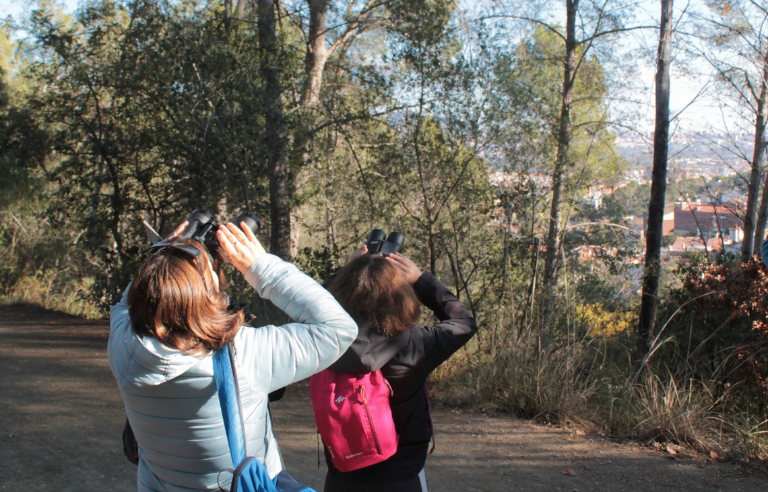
[108,221,358,491]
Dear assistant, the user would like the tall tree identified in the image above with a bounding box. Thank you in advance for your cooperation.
[290,0,378,256]
[21,1,273,305]
[300,0,374,107]
[543,0,578,285]
[258,0,291,259]
[698,1,768,258]
[749,55,768,255]
[492,25,621,241]
[638,0,674,356]
[497,0,646,286]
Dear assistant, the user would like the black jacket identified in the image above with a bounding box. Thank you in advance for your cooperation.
[323,271,478,484]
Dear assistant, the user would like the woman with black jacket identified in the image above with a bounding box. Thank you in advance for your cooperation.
[321,246,478,492]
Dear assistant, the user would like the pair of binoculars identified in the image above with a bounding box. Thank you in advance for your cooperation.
[180,209,261,264]
[365,229,405,256]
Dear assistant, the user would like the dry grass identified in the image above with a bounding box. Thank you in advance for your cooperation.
[630,373,720,452]
[0,204,101,319]
[431,306,768,459]
[432,309,606,431]
[0,273,101,319]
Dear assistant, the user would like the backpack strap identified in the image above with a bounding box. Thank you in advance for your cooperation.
[213,343,248,465]
[213,343,281,492]
[424,385,436,455]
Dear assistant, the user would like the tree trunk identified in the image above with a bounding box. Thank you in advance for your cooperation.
[302,0,330,107]
[637,0,674,356]
[750,51,768,255]
[428,225,437,274]
[742,104,767,258]
[236,0,248,18]
[543,0,578,286]
[286,0,332,257]
[754,151,768,256]
[258,0,291,259]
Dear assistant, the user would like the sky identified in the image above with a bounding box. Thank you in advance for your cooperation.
[2,0,79,23]
[529,0,743,136]
[0,0,745,135]
[627,1,742,136]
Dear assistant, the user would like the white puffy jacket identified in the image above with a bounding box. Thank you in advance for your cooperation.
[108,254,358,491]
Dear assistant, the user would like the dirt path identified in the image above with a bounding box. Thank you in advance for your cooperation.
[1,304,766,491]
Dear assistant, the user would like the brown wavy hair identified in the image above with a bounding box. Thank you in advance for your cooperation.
[327,255,420,337]
[127,238,244,354]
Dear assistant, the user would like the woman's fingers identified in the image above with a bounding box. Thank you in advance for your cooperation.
[217,223,265,273]
[241,222,257,242]
[387,253,408,268]
[226,222,248,243]
[217,226,256,274]
[218,226,246,262]
[387,253,421,283]
[217,228,238,256]
[227,222,255,254]
[218,223,240,246]
[385,254,407,273]
[387,253,403,264]
[394,253,418,269]
[234,221,266,261]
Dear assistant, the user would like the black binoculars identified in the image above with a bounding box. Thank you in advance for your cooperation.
[366,229,405,256]
[180,209,260,264]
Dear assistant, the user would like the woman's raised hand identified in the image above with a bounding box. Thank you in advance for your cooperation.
[346,244,368,265]
[217,222,267,274]
[386,253,422,284]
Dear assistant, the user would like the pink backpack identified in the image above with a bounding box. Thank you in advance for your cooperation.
[310,369,398,472]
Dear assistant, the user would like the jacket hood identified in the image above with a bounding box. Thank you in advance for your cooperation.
[109,288,206,388]
[126,328,204,386]
[329,319,410,374]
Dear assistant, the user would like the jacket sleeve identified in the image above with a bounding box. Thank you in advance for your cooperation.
[236,254,358,394]
[107,284,131,383]
[405,272,478,371]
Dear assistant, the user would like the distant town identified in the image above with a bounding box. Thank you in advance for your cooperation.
[619,131,753,261]
[616,130,753,183]
[492,131,760,264]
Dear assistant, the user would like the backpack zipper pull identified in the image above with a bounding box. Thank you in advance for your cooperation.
[357,386,382,455]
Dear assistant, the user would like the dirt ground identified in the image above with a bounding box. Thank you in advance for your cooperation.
[1,304,766,492]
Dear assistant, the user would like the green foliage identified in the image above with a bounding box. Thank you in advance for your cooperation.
[660,259,768,407]
[682,249,705,265]
[495,26,623,182]
[432,271,767,456]
[389,0,455,46]
[20,0,277,308]
[0,194,100,318]
[294,245,343,283]
[2,0,629,318]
